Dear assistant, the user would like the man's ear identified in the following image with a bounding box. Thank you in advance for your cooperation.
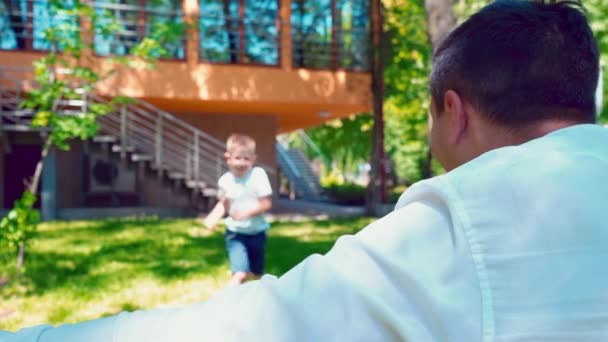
[443,90,468,144]
[224,152,230,160]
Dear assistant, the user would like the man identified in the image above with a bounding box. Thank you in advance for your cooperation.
[2,0,606,340]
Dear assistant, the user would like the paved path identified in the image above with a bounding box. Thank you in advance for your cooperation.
[268,198,394,222]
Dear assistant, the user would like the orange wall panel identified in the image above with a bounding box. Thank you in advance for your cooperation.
[0,48,372,132]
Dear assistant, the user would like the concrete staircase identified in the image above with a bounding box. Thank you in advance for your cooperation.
[0,66,226,210]
[276,143,324,201]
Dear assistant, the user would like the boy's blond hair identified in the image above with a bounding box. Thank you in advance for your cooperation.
[226,133,256,155]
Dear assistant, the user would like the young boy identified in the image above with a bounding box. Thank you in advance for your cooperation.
[203,133,273,286]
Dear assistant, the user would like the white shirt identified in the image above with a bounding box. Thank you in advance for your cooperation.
[218,166,272,234]
[3,124,608,341]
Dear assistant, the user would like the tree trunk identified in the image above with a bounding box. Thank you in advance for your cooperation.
[423,0,456,51]
[420,148,433,180]
[366,0,385,216]
[422,0,456,178]
[15,136,52,270]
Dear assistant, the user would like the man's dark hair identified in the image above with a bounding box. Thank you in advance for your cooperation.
[430,0,600,126]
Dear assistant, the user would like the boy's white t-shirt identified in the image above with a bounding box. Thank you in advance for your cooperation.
[218,166,272,234]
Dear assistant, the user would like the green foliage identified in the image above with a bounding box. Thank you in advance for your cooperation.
[320,170,367,205]
[383,0,433,183]
[323,182,367,205]
[387,184,408,203]
[0,192,40,255]
[302,114,373,175]
[585,0,608,122]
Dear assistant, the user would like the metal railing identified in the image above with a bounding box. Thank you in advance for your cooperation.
[0,66,37,130]
[0,65,228,194]
[93,1,185,59]
[0,0,79,51]
[0,0,185,58]
[1,0,371,71]
[292,26,370,71]
[93,94,227,189]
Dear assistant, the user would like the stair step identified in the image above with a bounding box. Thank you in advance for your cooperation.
[1,109,35,117]
[186,180,207,188]
[57,99,86,107]
[168,171,186,180]
[111,144,135,153]
[93,135,117,143]
[202,188,218,197]
[131,153,153,162]
[1,124,45,131]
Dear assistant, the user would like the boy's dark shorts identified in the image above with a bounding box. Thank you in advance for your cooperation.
[224,230,267,275]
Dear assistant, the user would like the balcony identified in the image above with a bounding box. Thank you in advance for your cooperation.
[0,0,372,132]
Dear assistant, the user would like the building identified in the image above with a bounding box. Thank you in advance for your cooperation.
[0,0,373,219]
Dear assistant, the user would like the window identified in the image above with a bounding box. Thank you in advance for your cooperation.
[336,0,369,70]
[291,0,369,70]
[199,0,279,65]
[94,0,185,59]
[0,0,79,51]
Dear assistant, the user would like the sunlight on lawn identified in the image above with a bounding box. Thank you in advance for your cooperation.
[0,216,374,331]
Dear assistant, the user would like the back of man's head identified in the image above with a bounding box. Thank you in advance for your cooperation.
[430,0,600,127]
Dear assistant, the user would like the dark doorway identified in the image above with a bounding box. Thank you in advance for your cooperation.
[4,145,41,208]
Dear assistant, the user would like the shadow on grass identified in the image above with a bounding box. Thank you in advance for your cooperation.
[20,218,228,297]
[266,216,373,276]
[2,216,374,299]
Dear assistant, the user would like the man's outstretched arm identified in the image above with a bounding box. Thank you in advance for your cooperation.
[3,185,480,341]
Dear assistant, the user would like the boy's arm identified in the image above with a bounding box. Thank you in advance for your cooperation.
[203,198,228,230]
[230,196,272,221]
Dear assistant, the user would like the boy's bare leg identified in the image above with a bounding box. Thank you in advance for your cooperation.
[229,271,248,286]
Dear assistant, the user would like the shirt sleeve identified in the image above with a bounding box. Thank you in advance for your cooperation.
[216,173,228,199]
[4,182,481,341]
[252,167,272,198]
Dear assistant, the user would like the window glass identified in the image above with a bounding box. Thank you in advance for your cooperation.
[200,0,278,65]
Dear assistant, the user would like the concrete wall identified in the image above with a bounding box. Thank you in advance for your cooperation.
[137,164,193,208]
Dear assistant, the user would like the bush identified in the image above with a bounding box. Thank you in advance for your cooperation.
[387,185,409,203]
[323,182,367,205]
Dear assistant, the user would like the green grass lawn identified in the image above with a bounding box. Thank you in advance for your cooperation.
[0,216,374,331]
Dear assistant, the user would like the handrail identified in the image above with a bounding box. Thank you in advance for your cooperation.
[1,65,275,196]
[0,66,230,194]
[276,142,301,178]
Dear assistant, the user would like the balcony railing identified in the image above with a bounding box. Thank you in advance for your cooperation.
[0,0,79,51]
[93,1,185,59]
[199,13,279,65]
[0,0,370,71]
[292,26,369,71]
